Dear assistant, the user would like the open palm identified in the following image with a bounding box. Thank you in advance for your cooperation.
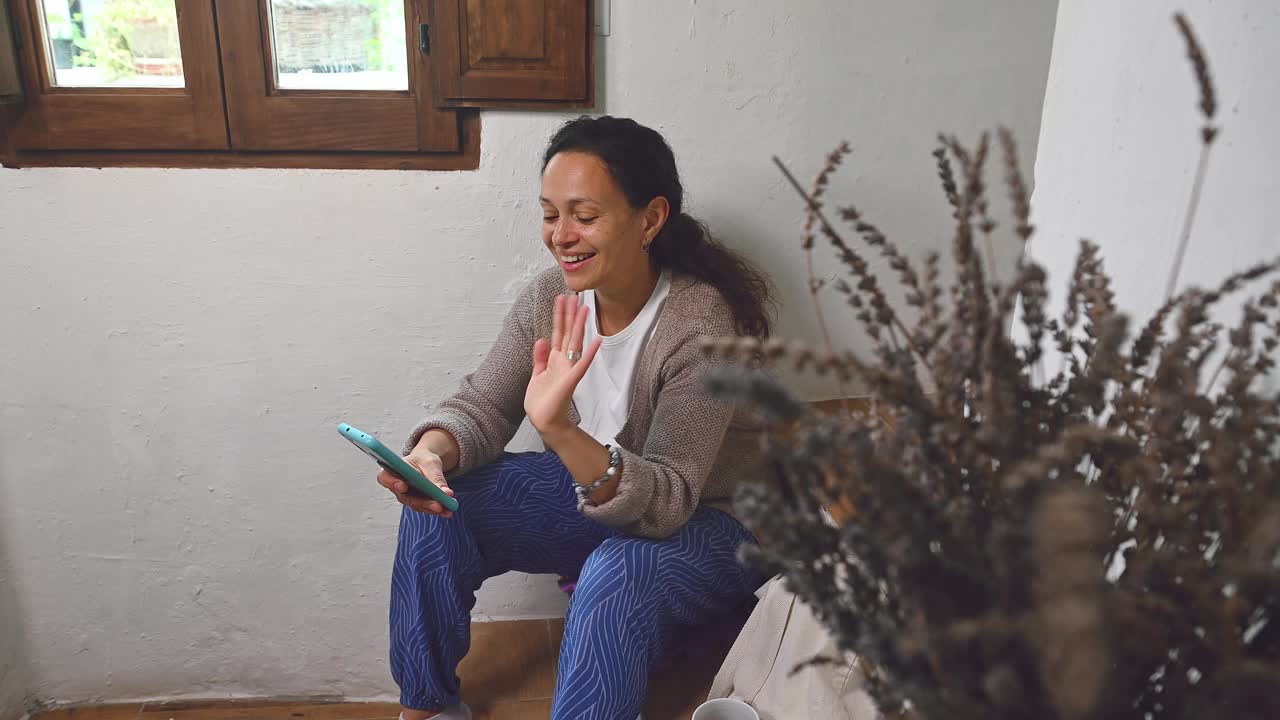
[524,294,601,435]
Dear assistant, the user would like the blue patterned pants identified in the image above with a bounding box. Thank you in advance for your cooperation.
[390,451,762,719]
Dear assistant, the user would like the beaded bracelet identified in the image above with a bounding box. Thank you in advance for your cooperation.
[576,444,622,511]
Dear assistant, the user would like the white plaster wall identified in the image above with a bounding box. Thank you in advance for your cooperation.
[0,0,1058,705]
[1,532,28,720]
[1028,1,1279,330]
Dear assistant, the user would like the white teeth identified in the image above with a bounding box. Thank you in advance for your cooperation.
[562,254,594,263]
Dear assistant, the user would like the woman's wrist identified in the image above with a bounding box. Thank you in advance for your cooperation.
[413,428,460,473]
[539,425,621,505]
[537,421,581,452]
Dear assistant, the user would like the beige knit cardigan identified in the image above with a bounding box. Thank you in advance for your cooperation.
[404,267,764,539]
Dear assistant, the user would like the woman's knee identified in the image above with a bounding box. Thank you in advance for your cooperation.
[575,536,660,597]
[395,502,480,573]
[575,521,760,608]
[398,501,458,540]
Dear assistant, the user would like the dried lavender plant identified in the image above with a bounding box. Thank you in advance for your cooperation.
[1164,13,1220,300]
[705,13,1280,720]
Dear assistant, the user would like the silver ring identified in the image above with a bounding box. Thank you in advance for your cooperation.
[566,350,582,363]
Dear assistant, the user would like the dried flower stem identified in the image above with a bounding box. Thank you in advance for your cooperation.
[784,145,856,410]
[772,155,931,368]
[1165,13,1220,301]
[997,126,1034,243]
[807,248,855,412]
[1164,144,1214,301]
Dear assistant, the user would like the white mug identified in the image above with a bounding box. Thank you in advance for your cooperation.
[692,697,760,720]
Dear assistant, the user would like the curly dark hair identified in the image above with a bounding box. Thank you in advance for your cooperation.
[543,115,776,337]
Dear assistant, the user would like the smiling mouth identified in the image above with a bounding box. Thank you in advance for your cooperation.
[559,253,596,270]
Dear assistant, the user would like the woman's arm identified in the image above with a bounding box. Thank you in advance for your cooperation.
[520,290,736,539]
[541,424,619,505]
[528,294,737,539]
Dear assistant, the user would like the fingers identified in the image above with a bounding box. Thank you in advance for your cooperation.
[397,490,453,517]
[565,294,579,347]
[569,337,603,382]
[567,301,588,357]
[551,294,565,351]
[379,470,449,516]
[377,468,408,494]
[532,337,550,375]
[393,456,454,517]
[397,491,431,512]
[392,469,454,517]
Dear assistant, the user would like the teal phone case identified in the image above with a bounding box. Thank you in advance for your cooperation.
[339,423,460,512]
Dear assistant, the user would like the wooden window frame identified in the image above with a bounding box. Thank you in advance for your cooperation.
[4,0,615,170]
[216,0,466,154]
[3,0,229,151]
[0,115,481,170]
[1,0,591,170]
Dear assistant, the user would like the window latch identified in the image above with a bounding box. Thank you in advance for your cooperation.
[419,23,430,54]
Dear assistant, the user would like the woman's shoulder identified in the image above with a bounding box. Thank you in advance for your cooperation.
[520,267,569,302]
[667,272,726,308]
[665,272,736,334]
[509,267,567,316]
[495,267,565,338]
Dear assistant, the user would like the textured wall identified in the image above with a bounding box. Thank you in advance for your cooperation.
[1,525,28,720]
[0,0,1057,705]
[1028,0,1279,336]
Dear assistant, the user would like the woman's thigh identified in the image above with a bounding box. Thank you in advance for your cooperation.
[571,505,763,623]
[444,450,613,578]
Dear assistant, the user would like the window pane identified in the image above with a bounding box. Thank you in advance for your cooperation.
[270,0,408,91]
[42,0,184,88]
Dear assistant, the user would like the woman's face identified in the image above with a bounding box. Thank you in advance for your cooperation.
[540,151,664,294]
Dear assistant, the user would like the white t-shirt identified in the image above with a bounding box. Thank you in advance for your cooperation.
[573,270,672,447]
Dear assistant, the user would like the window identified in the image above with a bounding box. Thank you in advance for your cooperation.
[0,0,594,170]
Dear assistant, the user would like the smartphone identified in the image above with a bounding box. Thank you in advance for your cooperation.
[338,422,460,512]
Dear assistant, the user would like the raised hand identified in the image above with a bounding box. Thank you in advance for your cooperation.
[524,294,601,436]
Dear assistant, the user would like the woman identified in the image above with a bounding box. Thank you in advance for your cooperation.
[377,116,774,720]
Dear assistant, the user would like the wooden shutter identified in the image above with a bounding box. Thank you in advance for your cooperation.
[5,0,227,151]
[1,0,23,103]
[429,0,592,109]
[215,0,464,153]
